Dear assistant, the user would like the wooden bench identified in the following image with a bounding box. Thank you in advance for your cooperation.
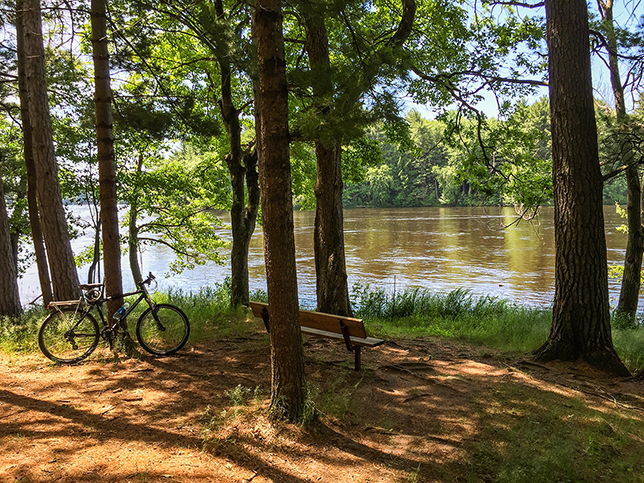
[249,301,385,371]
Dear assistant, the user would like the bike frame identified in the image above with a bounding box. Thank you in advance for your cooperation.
[48,277,159,348]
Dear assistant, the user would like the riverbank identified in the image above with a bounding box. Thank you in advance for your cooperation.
[4,285,644,373]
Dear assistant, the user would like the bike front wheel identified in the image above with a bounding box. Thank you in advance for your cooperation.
[136,304,190,356]
[38,310,100,364]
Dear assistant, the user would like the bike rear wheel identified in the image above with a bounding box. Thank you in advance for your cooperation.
[136,304,190,355]
[38,310,100,364]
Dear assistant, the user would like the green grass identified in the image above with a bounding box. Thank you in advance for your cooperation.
[466,382,644,483]
[4,282,644,372]
[0,279,259,357]
[0,307,45,354]
[352,284,644,372]
[352,284,552,354]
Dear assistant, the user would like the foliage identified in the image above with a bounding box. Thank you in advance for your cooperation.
[0,308,45,354]
[468,378,644,482]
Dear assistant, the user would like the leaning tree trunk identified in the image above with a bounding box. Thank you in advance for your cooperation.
[534,0,629,376]
[0,169,22,317]
[601,0,643,321]
[91,0,124,321]
[128,200,143,285]
[216,0,260,308]
[15,0,53,307]
[303,13,352,316]
[302,2,416,316]
[22,0,80,301]
[254,0,307,422]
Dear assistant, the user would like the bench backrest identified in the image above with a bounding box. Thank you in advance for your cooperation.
[249,301,367,339]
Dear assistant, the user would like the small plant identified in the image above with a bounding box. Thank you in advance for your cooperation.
[405,464,421,483]
[225,384,253,406]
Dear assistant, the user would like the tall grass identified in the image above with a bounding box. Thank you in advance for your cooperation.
[351,283,552,353]
[0,278,259,356]
[143,278,260,341]
[351,283,644,371]
[0,307,46,354]
[4,280,644,372]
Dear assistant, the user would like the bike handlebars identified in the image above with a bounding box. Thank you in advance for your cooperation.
[140,272,156,286]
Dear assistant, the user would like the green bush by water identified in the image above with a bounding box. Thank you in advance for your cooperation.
[351,283,644,371]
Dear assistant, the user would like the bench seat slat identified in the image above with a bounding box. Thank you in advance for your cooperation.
[301,327,385,347]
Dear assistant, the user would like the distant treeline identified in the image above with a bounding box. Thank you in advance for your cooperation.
[343,98,631,209]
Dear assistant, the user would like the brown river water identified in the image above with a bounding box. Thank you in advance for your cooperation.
[18,205,632,310]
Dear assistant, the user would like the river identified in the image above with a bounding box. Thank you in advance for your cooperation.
[18,205,632,310]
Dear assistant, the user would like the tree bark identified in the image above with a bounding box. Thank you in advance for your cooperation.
[22,0,80,302]
[253,0,307,422]
[600,0,643,321]
[91,0,123,319]
[226,146,260,308]
[0,168,22,317]
[616,165,643,321]
[303,13,352,316]
[127,155,144,286]
[16,0,54,306]
[215,0,261,309]
[534,0,629,376]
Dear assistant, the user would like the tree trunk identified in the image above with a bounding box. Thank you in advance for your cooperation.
[616,165,643,321]
[216,0,260,308]
[0,169,22,317]
[601,0,643,321]
[128,201,143,285]
[91,0,124,320]
[226,146,260,308]
[22,0,80,302]
[313,143,352,315]
[127,155,144,286]
[534,0,629,376]
[303,13,352,316]
[15,0,53,306]
[253,0,307,422]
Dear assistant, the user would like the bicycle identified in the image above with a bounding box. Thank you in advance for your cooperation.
[38,272,190,364]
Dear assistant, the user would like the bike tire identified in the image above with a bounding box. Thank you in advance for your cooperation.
[136,304,190,356]
[38,310,100,364]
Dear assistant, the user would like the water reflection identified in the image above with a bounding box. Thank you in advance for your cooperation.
[18,205,632,310]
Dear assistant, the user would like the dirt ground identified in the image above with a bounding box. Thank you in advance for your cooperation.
[2,321,644,483]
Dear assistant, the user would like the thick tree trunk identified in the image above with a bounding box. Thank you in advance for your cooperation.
[601,0,643,321]
[216,0,260,308]
[16,0,54,306]
[0,169,22,317]
[534,0,629,376]
[227,147,260,308]
[254,0,306,422]
[313,143,352,315]
[91,0,123,319]
[22,0,80,302]
[303,13,352,316]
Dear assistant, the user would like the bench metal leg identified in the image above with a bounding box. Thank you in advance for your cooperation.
[354,347,362,371]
